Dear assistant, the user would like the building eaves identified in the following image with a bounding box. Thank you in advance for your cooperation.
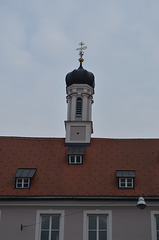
[0,196,159,201]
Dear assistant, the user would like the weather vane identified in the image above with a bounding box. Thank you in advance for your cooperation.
[76,42,87,62]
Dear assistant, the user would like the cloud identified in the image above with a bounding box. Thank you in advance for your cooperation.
[1,0,159,138]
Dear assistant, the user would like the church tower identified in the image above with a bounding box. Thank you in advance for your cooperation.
[65,42,95,146]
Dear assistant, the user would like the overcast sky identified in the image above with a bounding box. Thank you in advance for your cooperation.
[1,0,159,138]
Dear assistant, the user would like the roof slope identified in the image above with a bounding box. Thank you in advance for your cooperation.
[0,137,159,197]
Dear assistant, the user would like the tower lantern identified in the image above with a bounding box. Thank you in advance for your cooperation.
[65,42,95,145]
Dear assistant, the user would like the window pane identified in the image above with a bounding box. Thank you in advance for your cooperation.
[121,183,125,187]
[99,231,107,240]
[24,180,29,187]
[16,179,22,188]
[41,231,49,240]
[51,231,59,240]
[157,217,159,230]
[127,183,132,187]
[17,179,22,183]
[76,156,81,163]
[42,216,50,229]
[127,178,132,183]
[89,216,97,229]
[17,183,22,188]
[120,178,125,183]
[70,156,75,163]
[127,179,133,187]
[52,216,60,229]
[89,231,96,240]
[99,216,107,229]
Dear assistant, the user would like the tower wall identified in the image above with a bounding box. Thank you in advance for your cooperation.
[66,84,94,122]
[65,84,94,145]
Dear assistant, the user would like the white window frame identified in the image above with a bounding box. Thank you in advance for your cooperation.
[69,155,83,164]
[83,210,112,240]
[119,177,133,188]
[35,210,64,240]
[151,211,159,240]
[16,178,30,188]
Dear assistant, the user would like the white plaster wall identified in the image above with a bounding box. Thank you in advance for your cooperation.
[0,201,154,240]
[66,84,94,122]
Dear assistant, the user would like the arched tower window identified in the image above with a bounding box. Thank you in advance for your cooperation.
[76,98,82,117]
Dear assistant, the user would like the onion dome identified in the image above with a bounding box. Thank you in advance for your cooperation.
[65,59,95,89]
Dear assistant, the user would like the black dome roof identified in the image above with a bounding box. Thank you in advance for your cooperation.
[65,63,95,88]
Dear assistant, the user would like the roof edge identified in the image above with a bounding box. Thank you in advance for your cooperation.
[0,196,157,201]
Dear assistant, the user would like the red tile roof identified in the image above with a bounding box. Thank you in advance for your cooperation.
[0,136,159,198]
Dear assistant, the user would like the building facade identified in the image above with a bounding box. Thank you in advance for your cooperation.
[0,47,159,240]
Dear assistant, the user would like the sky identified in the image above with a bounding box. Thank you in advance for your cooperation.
[1,0,159,138]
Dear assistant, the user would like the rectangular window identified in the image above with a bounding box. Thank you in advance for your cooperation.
[35,210,64,240]
[83,210,112,240]
[16,178,30,188]
[76,98,82,117]
[156,216,159,240]
[69,155,83,164]
[151,212,159,240]
[41,215,60,240]
[119,178,133,188]
[116,171,135,189]
[88,215,107,240]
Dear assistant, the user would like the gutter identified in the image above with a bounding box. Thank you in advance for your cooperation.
[0,196,159,201]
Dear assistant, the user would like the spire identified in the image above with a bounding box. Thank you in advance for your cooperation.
[66,42,94,88]
[76,42,87,68]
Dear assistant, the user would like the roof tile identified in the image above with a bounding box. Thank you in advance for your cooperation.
[0,137,159,197]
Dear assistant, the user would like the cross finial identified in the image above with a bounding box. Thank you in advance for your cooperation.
[76,42,87,63]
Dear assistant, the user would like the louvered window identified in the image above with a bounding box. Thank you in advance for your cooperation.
[76,98,82,116]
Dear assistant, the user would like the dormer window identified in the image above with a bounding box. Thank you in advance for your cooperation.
[15,168,36,189]
[76,98,82,117]
[69,155,83,164]
[16,178,30,188]
[67,145,85,165]
[119,178,133,188]
[116,170,136,189]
